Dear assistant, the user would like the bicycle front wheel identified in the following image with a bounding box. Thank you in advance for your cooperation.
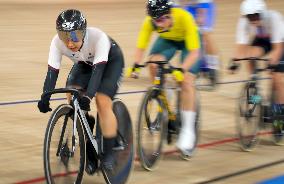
[44,104,85,184]
[137,89,168,171]
[236,83,261,151]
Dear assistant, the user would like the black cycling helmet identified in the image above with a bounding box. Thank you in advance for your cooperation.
[147,0,171,19]
[56,9,87,42]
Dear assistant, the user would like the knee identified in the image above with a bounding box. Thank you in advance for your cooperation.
[96,93,112,113]
[149,54,166,62]
[182,73,196,92]
[272,73,284,89]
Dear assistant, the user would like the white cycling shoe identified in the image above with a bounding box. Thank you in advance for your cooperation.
[176,129,196,161]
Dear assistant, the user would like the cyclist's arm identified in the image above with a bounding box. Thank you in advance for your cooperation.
[134,48,145,65]
[267,12,284,65]
[43,36,62,100]
[85,34,111,99]
[233,18,251,58]
[233,44,250,59]
[135,17,154,64]
[182,49,200,71]
[268,43,283,65]
[42,66,59,100]
[182,11,200,71]
[85,62,107,99]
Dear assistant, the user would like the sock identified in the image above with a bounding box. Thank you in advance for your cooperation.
[103,137,116,157]
[206,55,219,69]
[176,110,196,150]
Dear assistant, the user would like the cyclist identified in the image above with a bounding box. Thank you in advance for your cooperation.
[182,0,219,72]
[230,0,284,114]
[37,9,124,174]
[130,0,201,158]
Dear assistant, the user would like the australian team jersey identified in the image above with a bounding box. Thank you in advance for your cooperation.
[136,7,200,51]
[48,27,111,70]
[236,10,284,44]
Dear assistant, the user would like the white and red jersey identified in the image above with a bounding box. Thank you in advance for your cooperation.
[48,27,111,70]
[236,10,284,44]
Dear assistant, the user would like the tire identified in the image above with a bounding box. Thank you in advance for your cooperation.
[137,88,168,171]
[270,92,284,145]
[193,92,201,151]
[236,83,261,151]
[44,104,85,184]
[101,99,134,184]
[272,122,284,146]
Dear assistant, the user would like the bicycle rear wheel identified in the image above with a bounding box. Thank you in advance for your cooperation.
[272,121,284,145]
[44,104,85,184]
[101,99,134,184]
[236,83,261,151]
[136,89,167,171]
[270,93,284,145]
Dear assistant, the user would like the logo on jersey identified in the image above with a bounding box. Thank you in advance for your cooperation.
[62,22,75,31]
[149,0,157,6]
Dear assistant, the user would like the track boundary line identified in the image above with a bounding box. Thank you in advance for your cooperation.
[1,77,271,106]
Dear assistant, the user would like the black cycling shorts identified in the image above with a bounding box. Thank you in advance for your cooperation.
[251,37,272,54]
[251,37,284,64]
[66,40,124,99]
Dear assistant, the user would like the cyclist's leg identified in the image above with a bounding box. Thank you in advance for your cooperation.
[251,38,284,111]
[148,37,178,81]
[65,62,92,102]
[96,40,124,170]
[271,53,284,105]
[247,37,270,72]
[176,47,200,157]
[65,61,97,174]
[65,62,96,129]
[197,2,220,69]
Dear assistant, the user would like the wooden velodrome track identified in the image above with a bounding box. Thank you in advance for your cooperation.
[1,0,284,183]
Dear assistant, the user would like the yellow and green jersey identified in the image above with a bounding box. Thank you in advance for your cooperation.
[136,7,200,51]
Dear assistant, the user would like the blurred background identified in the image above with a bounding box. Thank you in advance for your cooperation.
[0,0,284,183]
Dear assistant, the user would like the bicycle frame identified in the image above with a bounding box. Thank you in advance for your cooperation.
[151,62,181,122]
[42,88,99,157]
[72,97,99,155]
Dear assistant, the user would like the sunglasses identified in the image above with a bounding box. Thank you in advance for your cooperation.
[153,15,171,23]
[246,13,261,22]
[57,30,85,43]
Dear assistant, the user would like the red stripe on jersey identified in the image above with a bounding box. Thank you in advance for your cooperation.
[94,61,107,65]
[48,65,59,72]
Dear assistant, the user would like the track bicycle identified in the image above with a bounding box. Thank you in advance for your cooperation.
[135,61,200,171]
[233,57,284,151]
[42,88,134,184]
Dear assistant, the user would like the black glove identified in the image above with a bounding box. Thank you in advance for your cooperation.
[130,63,142,79]
[79,96,91,111]
[38,98,52,113]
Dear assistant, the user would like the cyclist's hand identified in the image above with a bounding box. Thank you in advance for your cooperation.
[126,63,141,79]
[228,59,240,74]
[172,69,184,82]
[38,98,52,113]
[79,96,91,111]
